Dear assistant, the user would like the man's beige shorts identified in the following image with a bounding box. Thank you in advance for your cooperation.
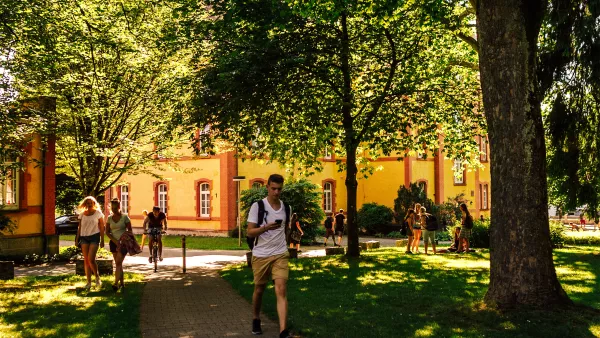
[252,251,289,285]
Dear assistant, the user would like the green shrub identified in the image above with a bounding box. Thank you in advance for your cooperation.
[469,219,490,248]
[386,231,406,238]
[356,203,394,235]
[549,221,566,248]
[435,230,452,242]
[240,178,325,244]
[564,233,600,245]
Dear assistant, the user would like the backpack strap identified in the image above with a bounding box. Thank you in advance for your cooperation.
[254,200,266,248]
[284,202,291,227]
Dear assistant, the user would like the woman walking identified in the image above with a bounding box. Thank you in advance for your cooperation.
[411,203,422,253]
[403,209,415,254]
[75,196,105,290]
[106,198,133,291]
[458,203,472,253]
[289,213,304,252]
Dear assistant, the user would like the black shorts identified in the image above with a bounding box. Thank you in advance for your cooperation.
[79,233,101,245]
[109,241,128,255]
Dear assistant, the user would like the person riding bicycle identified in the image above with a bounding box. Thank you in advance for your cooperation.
[143,206,167,262]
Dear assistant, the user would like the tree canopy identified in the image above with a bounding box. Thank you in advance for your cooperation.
[178,0,484,256]
[1,0,188,196]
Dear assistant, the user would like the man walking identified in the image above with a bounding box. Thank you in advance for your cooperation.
[334,209,346,247]
[246,174,293,338]
[323,213,335,246]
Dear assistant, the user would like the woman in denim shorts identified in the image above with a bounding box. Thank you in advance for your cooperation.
[106,198,132,291]
[75,196,105,290]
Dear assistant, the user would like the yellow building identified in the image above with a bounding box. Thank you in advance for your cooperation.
[112,136,491,235]
[1,98,59,259]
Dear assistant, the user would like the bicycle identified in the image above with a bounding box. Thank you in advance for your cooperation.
[146,228,166,272]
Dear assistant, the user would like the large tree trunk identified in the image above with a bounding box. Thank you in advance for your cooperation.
[477,0,571,307]
[345,145,360,257]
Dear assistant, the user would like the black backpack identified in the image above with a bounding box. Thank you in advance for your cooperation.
[425,214,439,231]
[464,214,474,229]
[324,216,333,229]
[246,200,291,250]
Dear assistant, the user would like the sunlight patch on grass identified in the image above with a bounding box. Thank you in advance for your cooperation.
[0,274,144,338]
[500,321,517,330]
[443,259,490,270]
[414,323,441,337]
[358,271,411,285]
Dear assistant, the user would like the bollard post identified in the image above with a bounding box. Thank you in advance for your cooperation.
[182,235,186,273]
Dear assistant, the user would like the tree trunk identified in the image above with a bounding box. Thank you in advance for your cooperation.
[345,145,360,257]
[477,0,571,307]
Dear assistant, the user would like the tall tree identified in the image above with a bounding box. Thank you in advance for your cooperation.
[477,0,571,307]
[179,0,484,257]
[1,0,187,197]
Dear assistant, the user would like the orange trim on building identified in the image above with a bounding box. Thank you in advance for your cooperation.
[219,151,237,231]
[43,135,56,235]
[249,178,266,188]
[404,156,413,188]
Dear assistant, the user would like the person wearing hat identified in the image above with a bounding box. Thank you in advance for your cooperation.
[334,209,346,247]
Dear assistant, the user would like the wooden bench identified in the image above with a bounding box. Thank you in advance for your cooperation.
[0,261,14,280]
[359,241,380,251]
[75,258,113,276]
[325,247,345,255]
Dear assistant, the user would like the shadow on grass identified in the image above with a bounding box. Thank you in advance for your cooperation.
[221,248,600,338]
[0,274,144,338]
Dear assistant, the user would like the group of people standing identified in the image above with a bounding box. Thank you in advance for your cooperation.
[403,202,473,254]
[323,209,346,247]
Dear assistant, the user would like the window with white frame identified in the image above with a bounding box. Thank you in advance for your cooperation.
[120,185,129,213]
[418,181,427,197]
[323,182,333,213]
[198,125,211,156]
[252,181,264,189]
[482,184,489,209]
[481,137,488,161]
[158,184,167,213]
[0,160,18,209]
[199,183,210,217]
[324,147,332,160]
[453,160,464,184]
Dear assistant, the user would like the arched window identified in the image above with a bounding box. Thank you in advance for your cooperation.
[453,160,465,185]
[200,183,211,217]
[481,137,488,162]
[481,184,489,210]
[252,181,263,189]
[158,184,168,213]
[417,181,427,198]
[120,185,129,213]
[0,159,18,209]
[323,182,333,213]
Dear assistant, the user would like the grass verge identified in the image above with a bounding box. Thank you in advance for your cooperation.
[220,245,600,338]
[60,234,246,250]
[0,273,145,338]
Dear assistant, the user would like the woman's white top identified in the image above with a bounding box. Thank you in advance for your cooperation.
[78,210,104,236]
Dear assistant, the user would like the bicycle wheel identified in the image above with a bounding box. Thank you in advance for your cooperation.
[153,245,158,272]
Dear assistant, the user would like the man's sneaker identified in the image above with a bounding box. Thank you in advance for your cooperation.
[252,319,262,335]
[159,256,163,261]
[148,256,152,263]
[279,329,292,338]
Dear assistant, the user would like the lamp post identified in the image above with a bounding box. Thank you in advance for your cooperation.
[233,176,246,247]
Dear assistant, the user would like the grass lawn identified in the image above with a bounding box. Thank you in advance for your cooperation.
[60,234,246,250]
[0,273,144,338]
[220,245,600,338]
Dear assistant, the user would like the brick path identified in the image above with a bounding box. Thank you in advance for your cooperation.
[139,266,279,338]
